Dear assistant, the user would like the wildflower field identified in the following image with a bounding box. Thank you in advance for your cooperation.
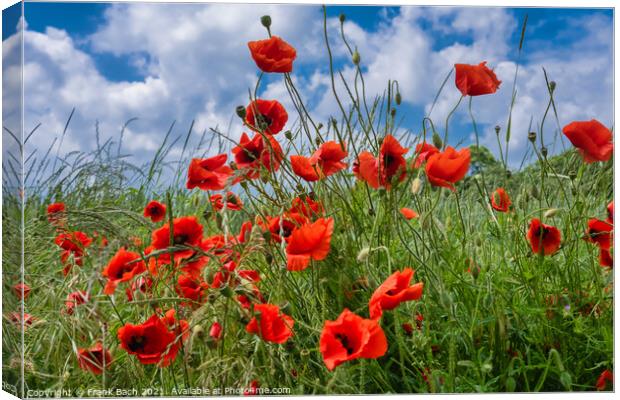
[2,6,614,396]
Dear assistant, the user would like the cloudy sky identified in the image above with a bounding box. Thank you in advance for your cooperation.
[2,2,614,174]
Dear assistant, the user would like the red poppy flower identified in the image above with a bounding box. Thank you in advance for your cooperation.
[400,208,418,220]
[102,248,146,295]
[13,283,30,300]
[425,146,470,191]
[402,323,414,336]
[354,135,408,189]
[209,322,223,340]
[201,234,236,261]
[143,200,166,223]
[248,36,296,73]
[210,192,243,211]
[246,99,288,135]
[77,342,112,375]
[368,268,424,319]
[245,303,294,344]
[562,119,613,163]
[584,218,613,250]
[176,274,208,304]
[607,201,614,224]
[319,308,387,371]
[151,216,204,260]
[47,202,66,224]
[289,195,323,218]
[237,221,253,244]
[291,141,348,181]
[186,154,236,191]
[599,248,613,269]
[232,132,283,179]
[261,212,308,243]
[596,369,613,391]
[413,142,439,168]
[285,217,334,271]
[527,218,561,255]
[10,312,36,327]
[117,314,178,367]
[491,188,511,212]
[455,62,501,96]
[55,231,93,253]
[65,291,89,315]
[126,276,153,302]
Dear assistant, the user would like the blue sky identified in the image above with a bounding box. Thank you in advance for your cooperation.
[2,2,614,169]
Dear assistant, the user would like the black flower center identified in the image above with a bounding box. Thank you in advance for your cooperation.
[174,234,190,245]
[335,333,355,355]
[128,335,146,352]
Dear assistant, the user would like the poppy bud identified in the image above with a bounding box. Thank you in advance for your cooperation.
[193,324,205,339]
[315,136,322,146]
[285,340,295,351]
[395,92,402,105]
[528,131,537,142]
[260,15,272,29]
[475,237,482,247]
[390,108,396,117]
[568,171,577,180]
[368,207,375,216]
[352,49,360,65]
[402,323,414,336]
[541,147,548,157]
[240,181,248,190]
[356,247,371,262]
[236,105,247,119]
[209,322,222,340]
[411,178,423,195]
[284,130,293,140]
[339,13,346,23]
[203,209,212,221]
[506,170,512,178]
[544,208,560,218]
[264,252,273,264]
[549,81,556,92]
[317,123,323,130]
[220,286,234,298]
[495,125,501,134]
[432,132,443,149]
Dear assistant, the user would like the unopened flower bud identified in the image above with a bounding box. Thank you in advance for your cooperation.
[339,13,346,23]
[549,81,556,92]
[193,324,204,338]
[281,302,292,314]
[236,105,246,119]
[390,108,396,117]
[315,137,322,146]
[544,208,560,218]
[352,50,360,65]
[284,130,292,140]
[411,178,423,195]
[209,322,222,340]
[317,123,323,130]
[528,131,536,142]
[495,125,501,134]
[261,15,272,29]
[432,132,443,149]
[568,171,577,180]
[357,247,371,262]
[541,146,548,157]
[395,92,402,105]
[506,170,512,178]
[220,286,234,298]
